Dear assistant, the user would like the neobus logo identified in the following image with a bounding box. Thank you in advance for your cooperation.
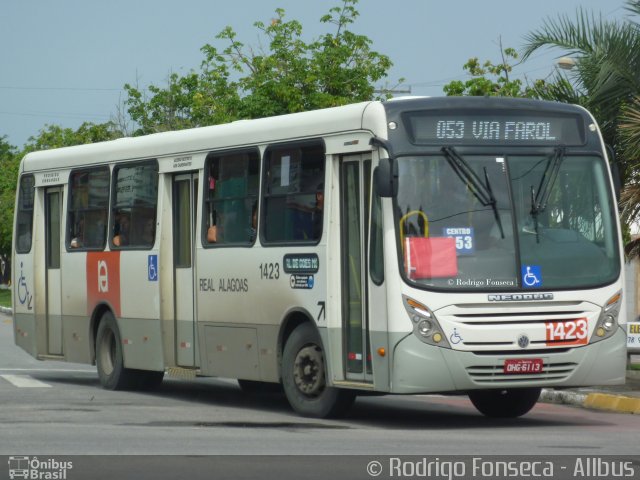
[488,293,554,302]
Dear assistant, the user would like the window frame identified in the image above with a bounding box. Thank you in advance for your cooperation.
[15,174,35,254]
[260,139,326,247]
[201,147,261,249]
[109,159,159,251]
[66,166,111,252]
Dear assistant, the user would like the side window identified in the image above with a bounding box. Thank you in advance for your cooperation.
[15,175,35,254]
[204,149,260,246]
[111,161,158,249]
[263,143,325,244]
[370,181,384,285]
[68,167,110,250]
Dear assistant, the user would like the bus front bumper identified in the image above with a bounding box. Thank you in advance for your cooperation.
[390,327,627,394]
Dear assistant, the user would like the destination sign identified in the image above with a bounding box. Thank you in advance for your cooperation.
[405,111,585,145]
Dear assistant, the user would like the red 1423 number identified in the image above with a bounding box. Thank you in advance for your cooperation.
[545,318,588,346]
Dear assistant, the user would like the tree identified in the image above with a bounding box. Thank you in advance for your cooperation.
[124,0,394,135]
[0,136,19,256]
[443,46,535,97]
[22,121,122,153]
[441,43,574,100]
[522,1,640,179]
[0,122,121,256]
[522,0,640,255]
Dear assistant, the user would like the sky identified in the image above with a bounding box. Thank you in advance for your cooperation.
[0,0,630,148]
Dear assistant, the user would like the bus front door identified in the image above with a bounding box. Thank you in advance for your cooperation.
[45,188,63,356]
[173,173,199,367]
[340,155,373,383]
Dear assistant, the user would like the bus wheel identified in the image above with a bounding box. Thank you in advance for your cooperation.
[282,323,355,418]
[468,387,541,418]
[95,311,136,390]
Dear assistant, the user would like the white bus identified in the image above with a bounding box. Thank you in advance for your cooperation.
[12,97,627,418]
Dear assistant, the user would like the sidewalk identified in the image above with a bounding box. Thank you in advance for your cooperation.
[541,360,640,414]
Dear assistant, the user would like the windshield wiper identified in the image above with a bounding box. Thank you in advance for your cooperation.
[529,147,565,241]
[441,146,504,239]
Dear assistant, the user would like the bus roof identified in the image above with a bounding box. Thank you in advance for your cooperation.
[21,101,385,173]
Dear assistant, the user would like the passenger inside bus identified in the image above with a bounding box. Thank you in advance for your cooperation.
[70,217,84,248]
[312,183,324,239]
[248,203,257,242]
[141,217,155,245]
[113,212,130,246]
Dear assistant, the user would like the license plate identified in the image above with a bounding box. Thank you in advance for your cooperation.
[503,358,544,374]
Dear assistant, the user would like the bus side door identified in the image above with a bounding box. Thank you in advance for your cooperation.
[173,172,199,367]
[45,187,63,355]
[340,154,375,383]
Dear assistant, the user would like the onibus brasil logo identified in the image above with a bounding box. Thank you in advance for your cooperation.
[8,456,73,479]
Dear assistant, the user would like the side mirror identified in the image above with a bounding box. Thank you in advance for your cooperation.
[374,158,398,198]
[606,145,621,201]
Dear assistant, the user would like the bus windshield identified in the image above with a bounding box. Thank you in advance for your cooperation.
[396,152,620,291]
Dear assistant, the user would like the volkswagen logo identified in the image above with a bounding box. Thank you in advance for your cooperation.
[517,334,530,349]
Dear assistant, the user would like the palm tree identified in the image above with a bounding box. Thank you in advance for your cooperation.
[523,0,640,255]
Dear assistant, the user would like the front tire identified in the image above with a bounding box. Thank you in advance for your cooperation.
[282,323,355,418]
[95,311,137,390]
[469,387,541,418]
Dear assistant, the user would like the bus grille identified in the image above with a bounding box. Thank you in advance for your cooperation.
[435,301,601,352]
[466,361,578,384]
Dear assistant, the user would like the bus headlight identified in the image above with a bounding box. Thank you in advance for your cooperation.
[403,296,451,348]
[417,319,432,336]
[602,314,616,332]
[592,291,621,342]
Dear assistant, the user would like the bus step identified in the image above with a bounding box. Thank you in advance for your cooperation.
[167,367,198,379]
[37,354,65,361]
[332,380,375,390]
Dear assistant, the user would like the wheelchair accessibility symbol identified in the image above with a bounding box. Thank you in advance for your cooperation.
[148,255,158,282]
[521,265,542,288]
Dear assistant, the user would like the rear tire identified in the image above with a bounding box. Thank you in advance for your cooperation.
[282,323,355,418]
[95,311,137,390]
[468,387,541,418]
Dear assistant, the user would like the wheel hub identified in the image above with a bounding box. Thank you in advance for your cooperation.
[293,345,325,397]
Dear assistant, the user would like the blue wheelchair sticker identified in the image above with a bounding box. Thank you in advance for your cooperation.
[521,265,542,288]
[148,255,158,281]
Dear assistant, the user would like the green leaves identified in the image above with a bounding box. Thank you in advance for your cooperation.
[443,47,532,98]
[123,0,393,135]
[523,0,640,256]
[0,137,18,255]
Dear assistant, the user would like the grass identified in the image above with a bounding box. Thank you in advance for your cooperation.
[0,288,11,308]
[629,363,640,371]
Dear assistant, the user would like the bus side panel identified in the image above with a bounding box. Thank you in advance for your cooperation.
[118,250,164,372]
[13,255,38,358]
[202,326,260,380]
[59,251,91,364]
[196,246,326,383]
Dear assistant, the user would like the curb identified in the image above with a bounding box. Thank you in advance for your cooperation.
[542,371,640,415]
[540,389,587,407]
[582,392,640,414]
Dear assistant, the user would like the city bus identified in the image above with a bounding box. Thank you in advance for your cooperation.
[12,96,627,418]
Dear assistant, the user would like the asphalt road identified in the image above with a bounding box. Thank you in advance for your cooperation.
[1,311,639,459]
